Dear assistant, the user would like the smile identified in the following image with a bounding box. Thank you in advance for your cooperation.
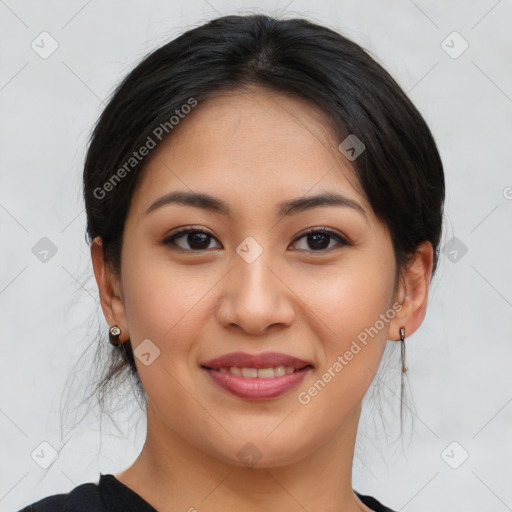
[200,351,314,400]
[211,365,297,378]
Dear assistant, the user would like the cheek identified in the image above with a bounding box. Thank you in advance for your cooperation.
[119,251,212,409]
[291,247,396,403]
[121,252,206,347]
[302,253,396,347]
[120,242,222,392]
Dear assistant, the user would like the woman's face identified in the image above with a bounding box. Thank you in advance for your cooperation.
[112,86,401,467]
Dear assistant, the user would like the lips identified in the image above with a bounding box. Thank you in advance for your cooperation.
[200,351,314,400]
[200,351,313,370]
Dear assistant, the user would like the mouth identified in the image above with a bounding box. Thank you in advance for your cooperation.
[201,364,314,378]
[199,351,314,400]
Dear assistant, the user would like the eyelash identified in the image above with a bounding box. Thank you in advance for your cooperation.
[163,227,352,253]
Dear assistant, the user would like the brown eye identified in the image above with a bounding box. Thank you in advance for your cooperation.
[164,229,222,251]
[163,227,351,253]
[291,228,351,252]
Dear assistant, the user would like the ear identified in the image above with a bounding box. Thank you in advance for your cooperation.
[90,236,129,342]
[389,241,434,341]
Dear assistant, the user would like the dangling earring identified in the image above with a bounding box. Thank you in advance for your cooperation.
[109,325,122,346]
[399,327,408,374]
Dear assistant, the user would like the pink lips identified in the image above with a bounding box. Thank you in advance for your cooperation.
[201,351,313,370]
[200,351,314,400]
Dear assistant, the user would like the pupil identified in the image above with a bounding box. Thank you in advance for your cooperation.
[309,233,328,250]
[189,233,209,249]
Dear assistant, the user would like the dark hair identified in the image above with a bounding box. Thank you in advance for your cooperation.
[82,14,444,428]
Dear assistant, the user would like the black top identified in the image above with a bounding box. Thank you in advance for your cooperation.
[18,474,396,512]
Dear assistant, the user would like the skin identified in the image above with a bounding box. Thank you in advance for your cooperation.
[91,86,433,512]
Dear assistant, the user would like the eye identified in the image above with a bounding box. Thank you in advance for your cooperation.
[163,227,351,252]
[163,228,222,251]
[290,227,351,252]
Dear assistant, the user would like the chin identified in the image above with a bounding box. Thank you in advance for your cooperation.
[206,434,319,470]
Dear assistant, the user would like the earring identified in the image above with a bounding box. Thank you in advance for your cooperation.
[109,325,122,346]
[399,327,408,375]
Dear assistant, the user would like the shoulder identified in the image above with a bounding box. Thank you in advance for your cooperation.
[17,481,105,512]
[355,490,397,512]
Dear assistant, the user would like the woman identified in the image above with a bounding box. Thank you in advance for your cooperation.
[19,13,444,512]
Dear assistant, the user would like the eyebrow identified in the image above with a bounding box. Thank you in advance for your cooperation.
[145,190,367,219]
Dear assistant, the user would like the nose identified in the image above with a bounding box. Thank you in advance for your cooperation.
[215,247,295,336]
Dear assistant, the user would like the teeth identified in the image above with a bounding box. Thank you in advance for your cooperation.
[241,367,258,378]
[274,366,286,377]
[216,365,298,378]
[258,367,277,378]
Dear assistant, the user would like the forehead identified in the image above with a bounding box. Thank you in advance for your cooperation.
[129,86,369,218]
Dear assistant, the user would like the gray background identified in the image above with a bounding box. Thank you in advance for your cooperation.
[1,0,511,511]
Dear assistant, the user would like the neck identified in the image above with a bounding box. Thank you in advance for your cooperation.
[116,401,371,512]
